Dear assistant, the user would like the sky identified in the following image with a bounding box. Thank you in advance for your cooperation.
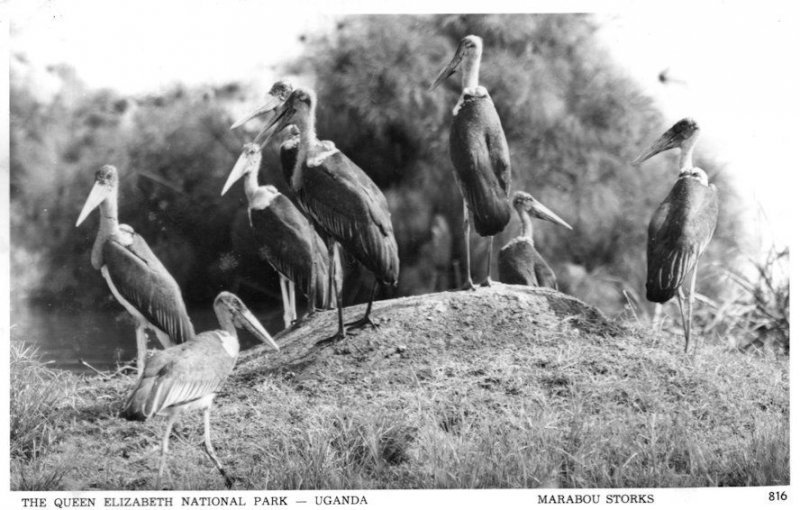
[8,0,798,254]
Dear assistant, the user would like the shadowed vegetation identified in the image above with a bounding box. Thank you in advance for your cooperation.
[11,14,751,334]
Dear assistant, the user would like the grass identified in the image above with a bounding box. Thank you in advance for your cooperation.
[679,247,790,355]
[9,342,77,490]
[9,285,790,490]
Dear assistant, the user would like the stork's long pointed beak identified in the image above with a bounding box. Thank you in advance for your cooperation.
[221,144,261,196]
[238,307,280,351]
[531,199,573,230]
[230,95,283,130]
[76,182,111,226]
[633,130,682,166]
[259,101,294,148]
[430,43,465,91]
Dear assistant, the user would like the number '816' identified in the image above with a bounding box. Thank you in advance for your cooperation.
[769,491,787,502]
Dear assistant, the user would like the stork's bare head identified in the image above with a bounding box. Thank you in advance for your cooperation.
[430,35,483,91]
[633,118,700,165]
[230,79,295,130]
[76,165,119,227]
[258,87,316,148]
[511,191,572,230]
[214,292,279,351]
[221,143,262,196]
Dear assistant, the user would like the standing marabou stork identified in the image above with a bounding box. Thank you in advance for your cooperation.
[260,87,399,342]
[634,118,719,353]
[221,141,339,328]
[122,291,279,488]
[430,35,512,289]
[75,165,195,373]
[498,191,572,289]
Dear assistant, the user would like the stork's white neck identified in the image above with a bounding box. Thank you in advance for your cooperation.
[678,145,695,172]
[92,191,120,269]
[292,109,318,191]
[297,107,318,149]
[218,313,237,336]
[98,191,119,234]
[462,53,481,91]
[244,164,260,202]
[292,143,308,192]
[518,208,535,244]
[678,133,699,171]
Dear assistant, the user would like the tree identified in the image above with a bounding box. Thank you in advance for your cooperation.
[291,14,743,311]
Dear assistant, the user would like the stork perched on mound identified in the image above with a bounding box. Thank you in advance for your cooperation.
[634,118,719,354]
[230,80,342,327]
[431,35,512,289]
[221,141,340,328]
[498,191,572,289]
[75,165,194,374]
[122,291,279,489]
[259,87,399,343]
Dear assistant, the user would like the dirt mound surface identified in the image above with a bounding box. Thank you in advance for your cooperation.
[237,284,618,381]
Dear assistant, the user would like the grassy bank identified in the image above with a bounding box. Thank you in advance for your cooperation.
[10,285,789,490]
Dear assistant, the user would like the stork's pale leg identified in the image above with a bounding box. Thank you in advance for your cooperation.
[307,259,317,319]
[202,407,233,489]
[327,248,338,306]
[318,240,345,344]
[481,236,495,287]
[676,288,690,353]
[345,280,379,330]
[330,246,341,309]
[686,264,699,355]
[279,275,291,330]
[327,244,336,310]
[288,280,297,324]
[156,412,180,489]
[651,303,663,331]
[462,201,476,291]
[135,324,148,375]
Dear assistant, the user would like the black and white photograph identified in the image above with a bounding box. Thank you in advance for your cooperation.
[4,0,794,507]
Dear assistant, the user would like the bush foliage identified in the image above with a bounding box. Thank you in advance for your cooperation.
[11,14,746,320]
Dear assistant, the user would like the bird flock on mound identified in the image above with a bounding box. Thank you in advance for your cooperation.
[73,35,719,488]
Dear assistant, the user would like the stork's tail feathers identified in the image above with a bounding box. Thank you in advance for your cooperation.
[120,406,148,422]
[473,207,511,237]
[467,190,511,237]
[646,282,677,303]
[646,246,695,304]
[313,243,341,309]
[378,235,400,287]
[120,379,155,421]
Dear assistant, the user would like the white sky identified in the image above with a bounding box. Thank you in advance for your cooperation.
[8,0,799,254]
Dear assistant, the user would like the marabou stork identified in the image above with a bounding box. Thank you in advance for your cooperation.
[75,165,195,373]
[122,291,279,488]
[633,118,719,353]
[260,87,400,342]
[231,80,333,202]
[430,35,512,289]
[221,141,340,329]
[498,191,572,288]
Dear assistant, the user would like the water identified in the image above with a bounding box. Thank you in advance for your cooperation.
[11,301,287,372]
